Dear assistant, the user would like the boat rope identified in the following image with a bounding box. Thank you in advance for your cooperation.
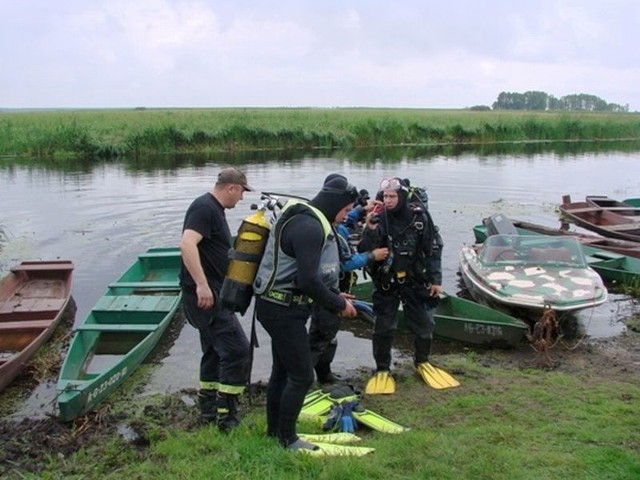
[528,305,563,366]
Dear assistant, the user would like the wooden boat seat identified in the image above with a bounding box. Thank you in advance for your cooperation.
[0,319,51,330]
[0,298,67,315]
[108,281,179,289]
[482,246,517,262]
[11,262,73,272]
[94,295,178,312]
[138,251,180,259]
[603,223,640,232]
[74,323,157,332]
[529,247,572,262]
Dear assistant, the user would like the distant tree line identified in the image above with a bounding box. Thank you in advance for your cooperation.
[491,91,628,112]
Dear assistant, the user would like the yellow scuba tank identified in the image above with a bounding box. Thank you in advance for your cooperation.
[220,209,271,314]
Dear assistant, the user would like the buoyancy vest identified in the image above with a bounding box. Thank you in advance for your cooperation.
[253,199,338,301]
[372,208,442,285]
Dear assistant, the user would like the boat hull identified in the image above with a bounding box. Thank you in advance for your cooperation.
[458,235,608,320]
[56,248,181,422]
[352,283,529,347]
[474,222,640,286]
[560,196,640,243]
[0,261,74,392]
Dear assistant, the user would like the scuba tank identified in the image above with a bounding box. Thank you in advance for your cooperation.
[220,208,271,314]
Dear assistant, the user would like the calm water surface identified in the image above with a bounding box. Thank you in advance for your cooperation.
[1,147,639,417]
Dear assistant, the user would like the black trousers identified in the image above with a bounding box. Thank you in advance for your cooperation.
[371,281,435,371]
[308,304,341,377]
[256,297,314,446]
[181,288,250,394]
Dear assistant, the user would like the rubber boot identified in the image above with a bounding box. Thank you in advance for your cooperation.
[198,389,218,424]
[217,392,240,432]
[315,339,340,384]
[414,337,432,367]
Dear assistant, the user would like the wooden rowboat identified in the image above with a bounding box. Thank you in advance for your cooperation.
[56,248,181,422]
[0,260,74,392]
[352,284,529,348]
[585,195,640,216]
[559,195,640,243]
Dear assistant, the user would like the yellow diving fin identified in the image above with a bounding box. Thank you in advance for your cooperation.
[416,362,460,389]
[299,385,360,418]
[298,432,362,444]
[300,442,375,457]
[364,371,396,395]
[351,404,409,434]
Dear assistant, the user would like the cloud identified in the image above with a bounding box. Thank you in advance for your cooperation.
[0,0,638,110]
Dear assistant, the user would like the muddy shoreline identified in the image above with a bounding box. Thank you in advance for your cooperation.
[1,323,639,477]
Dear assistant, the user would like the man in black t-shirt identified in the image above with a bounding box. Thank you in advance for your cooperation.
[179,167,254,431]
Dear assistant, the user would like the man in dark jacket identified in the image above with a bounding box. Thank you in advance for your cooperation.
[253,174,358,452]
[357,177,443,393]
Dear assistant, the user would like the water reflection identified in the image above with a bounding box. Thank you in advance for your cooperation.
[1,143,639,418]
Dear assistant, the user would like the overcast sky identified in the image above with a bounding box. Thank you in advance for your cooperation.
[1,0,638,111]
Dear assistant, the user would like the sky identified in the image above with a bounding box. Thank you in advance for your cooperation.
[1,0,639,111]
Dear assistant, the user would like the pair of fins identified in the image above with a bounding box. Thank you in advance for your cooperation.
[297,432,374,457]
[300,384,359,418]
[299,386,408,434]
[365,363,459,394]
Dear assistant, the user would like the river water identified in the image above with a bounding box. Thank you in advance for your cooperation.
[1,144,639,417]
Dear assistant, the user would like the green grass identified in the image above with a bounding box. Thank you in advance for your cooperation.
[1,108,640,159]
[13,349,639,480]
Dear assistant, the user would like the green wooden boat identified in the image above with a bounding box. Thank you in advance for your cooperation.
[474,220,640,286]
[352,284,529,348]
[56,247,182,422]
[623,198,640,208]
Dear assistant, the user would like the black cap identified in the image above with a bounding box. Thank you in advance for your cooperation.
[310,174,359,221]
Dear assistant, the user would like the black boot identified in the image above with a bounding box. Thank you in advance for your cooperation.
[198,389,218,424]
[315,363,342,384]
[217,392,240,432]
[414,337,432,367]
[372,335,393,371]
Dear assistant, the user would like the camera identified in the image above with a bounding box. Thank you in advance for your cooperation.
[355,189,370,208]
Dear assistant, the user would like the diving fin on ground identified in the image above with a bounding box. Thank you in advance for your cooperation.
[298,432,362,444]
[299,442,375,457]
[364,371,396,395]
[302,389,326,408]
[351,403,409,434]
[416,362,460,389]
[299,384,360,418]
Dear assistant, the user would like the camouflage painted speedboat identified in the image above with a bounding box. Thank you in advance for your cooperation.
[459,234,607,317]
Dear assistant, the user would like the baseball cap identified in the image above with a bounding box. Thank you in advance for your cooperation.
[217,168,254,192]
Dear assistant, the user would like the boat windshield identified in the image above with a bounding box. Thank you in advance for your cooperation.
[479,234,588,267]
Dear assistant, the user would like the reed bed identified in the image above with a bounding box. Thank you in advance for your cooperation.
[1,108,640,159]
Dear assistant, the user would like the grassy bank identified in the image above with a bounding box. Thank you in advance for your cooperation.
[2,333,639,479]
[1,108,640,159]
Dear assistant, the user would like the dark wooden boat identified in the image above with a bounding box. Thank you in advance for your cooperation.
[559,195,640,243]
[0,260,74,392]
[56,248,181,422]
[585,195,640,216]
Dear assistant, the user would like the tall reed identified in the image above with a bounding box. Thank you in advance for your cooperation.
[1,108,639,159]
